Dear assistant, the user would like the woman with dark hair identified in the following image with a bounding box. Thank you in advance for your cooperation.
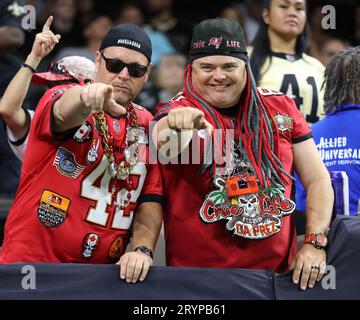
[250,0,324,124]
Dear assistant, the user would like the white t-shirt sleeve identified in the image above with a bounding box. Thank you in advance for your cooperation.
[6,109,35,162]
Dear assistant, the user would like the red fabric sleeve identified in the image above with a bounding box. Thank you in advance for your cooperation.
[283,95,312,143]
[32,84,80,141]
[138,161,164,205]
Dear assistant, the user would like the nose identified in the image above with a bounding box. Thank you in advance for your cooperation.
[287,5,298,17]
[213,67,226,81]
[117,66,130,80]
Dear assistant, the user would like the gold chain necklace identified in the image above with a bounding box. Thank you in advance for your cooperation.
[94,105,139,180]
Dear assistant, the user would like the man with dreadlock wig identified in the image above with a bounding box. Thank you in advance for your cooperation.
[296,46,360,217]
[124,18,333,291]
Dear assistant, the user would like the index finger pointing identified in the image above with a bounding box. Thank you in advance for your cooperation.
[43,16,53,31]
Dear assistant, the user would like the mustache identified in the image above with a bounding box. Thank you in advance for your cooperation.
[112,82,131,89]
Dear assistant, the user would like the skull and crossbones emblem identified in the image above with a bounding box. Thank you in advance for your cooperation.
[237,193,260,218]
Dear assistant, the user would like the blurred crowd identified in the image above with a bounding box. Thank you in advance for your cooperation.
[2,0,359,115]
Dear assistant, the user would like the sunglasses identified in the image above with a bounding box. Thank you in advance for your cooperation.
[100,52,148,78]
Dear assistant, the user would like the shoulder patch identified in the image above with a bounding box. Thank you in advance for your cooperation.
[274,113,293,133]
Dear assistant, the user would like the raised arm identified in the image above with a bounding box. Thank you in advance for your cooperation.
[52,82,127,132]
[0,16,60,140]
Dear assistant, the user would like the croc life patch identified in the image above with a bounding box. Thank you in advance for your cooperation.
[37,190,70,228]
[81,233,100,259]
[199,177,296,240]
[53,147,86,179]
[274,113,293,133]
[73,121,92,143]
[108,235,127,262]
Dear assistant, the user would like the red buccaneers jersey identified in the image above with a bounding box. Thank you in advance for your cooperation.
[0,84,162,263]
[156,89,311,272]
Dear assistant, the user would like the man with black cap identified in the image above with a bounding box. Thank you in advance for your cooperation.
[0,23,163,280]
[126,18,334,290]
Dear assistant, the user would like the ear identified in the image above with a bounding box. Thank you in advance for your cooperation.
[94,51,102,81]
[144,63,153,83]
[262,9,270,25]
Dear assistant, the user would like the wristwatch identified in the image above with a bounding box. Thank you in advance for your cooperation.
[134,246,153,259]
[304,233,328,250]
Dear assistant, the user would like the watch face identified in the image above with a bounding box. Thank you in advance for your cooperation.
[316,234,328,247]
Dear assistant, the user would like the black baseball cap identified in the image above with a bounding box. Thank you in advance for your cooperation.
[99,24,152,62]
[189,18,248,63]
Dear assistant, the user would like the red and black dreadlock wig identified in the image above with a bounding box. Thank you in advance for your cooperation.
[184,18,292,191]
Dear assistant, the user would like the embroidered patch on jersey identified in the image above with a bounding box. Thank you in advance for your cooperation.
[199,176,295,239]
[37,190,70,228]
[73,121,92,143]
[53,147,86,179]
[87,138,100,164]
[108,235,127,262]
[81,233,100,259]
[274,113,293,133]
[113,120,121,133]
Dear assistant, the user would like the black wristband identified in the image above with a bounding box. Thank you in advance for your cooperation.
[21,63,37,73]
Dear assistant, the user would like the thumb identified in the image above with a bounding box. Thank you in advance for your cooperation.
[108,99,127,116]
[199,118,213,131]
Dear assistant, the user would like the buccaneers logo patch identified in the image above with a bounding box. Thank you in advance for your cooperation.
[208,37,223,49]
[82,233,100,259]
[274,113,293,133]
[53,147,86,179]
[199,177,295,239]
[37,190,70,228]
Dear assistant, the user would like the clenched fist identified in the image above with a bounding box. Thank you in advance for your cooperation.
[167,107,213,132]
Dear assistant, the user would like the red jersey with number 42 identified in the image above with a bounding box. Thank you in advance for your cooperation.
[157,89,312,272]
[0,84,162,264]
